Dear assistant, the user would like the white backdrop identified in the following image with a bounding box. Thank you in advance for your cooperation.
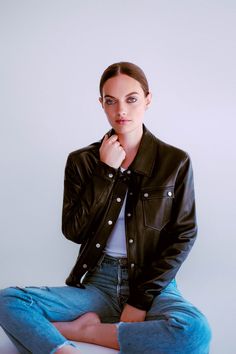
[0,1,235,353]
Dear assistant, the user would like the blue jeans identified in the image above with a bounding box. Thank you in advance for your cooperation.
[0,255,211,354]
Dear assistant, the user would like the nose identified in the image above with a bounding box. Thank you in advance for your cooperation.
[117,102,127,117]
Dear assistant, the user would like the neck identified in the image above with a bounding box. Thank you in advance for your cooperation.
[118,126,143,150]
[117,125,143,168]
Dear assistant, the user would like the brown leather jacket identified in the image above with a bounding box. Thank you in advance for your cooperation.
[62,125,197,311]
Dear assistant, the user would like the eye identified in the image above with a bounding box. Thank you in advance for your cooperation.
[127,96,137,103]
[105,98,116,105]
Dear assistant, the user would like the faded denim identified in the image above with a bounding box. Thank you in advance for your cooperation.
[0,255,211,353]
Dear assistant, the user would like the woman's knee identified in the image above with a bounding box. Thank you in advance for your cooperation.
[0,288,16,322]
[0,287,18,304]
[0,286,24,301]
[0,287,28,314]
[191,312,212,352]
[170,310,212,353]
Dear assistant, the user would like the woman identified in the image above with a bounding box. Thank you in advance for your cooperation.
[0,62,211,354]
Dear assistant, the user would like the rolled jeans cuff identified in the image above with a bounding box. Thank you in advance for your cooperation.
[51,340,80,353]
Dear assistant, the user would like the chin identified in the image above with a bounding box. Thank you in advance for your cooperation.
[116,125,142,136]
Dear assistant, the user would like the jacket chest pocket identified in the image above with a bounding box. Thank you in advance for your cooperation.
[141,186,174,231]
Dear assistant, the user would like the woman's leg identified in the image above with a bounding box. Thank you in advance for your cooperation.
[0,284,119,354]
[53,312,119,350]
[118,280,212,354]
[51,255,130,351]
[54,280,211,354]
[1,328,80,354]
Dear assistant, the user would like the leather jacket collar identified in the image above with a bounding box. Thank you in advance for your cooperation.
[106,124,157,177]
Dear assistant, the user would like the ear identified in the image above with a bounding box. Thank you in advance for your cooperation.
[99,97,104,108]
[145,92,152,110]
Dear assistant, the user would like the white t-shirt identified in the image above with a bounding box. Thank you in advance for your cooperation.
[104,168,127,257]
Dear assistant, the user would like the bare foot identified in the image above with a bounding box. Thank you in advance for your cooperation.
[53,312,101,341]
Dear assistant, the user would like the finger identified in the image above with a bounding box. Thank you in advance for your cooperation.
[113,141,121,148]
[108,135,118,144]
[102,134,108,142]
[101,134,108,145]
[100,135,109,150]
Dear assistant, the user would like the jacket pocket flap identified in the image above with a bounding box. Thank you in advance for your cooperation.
[141,186,174,200]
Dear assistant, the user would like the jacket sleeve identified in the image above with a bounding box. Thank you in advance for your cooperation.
[128,154,197,311]
[62,153,118,244]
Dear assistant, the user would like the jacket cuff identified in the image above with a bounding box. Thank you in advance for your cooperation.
[127,289,155,312]
[93,160,119,181]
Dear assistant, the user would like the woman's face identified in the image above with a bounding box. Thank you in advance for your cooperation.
[100,74,151,135]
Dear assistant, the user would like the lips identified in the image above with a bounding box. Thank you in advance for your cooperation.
[116,119,131,124]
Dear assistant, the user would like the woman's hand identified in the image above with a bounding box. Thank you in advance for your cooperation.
[120,304,146,322]
[99,134,126,169]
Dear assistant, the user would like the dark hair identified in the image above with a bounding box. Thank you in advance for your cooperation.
[99,62,149,97]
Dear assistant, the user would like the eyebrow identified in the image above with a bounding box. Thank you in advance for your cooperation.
[104,91,139,99]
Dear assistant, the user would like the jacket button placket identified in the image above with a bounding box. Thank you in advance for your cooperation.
[126,188,136,273]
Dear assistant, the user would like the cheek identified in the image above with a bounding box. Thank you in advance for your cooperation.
[104,108,114,120]
[132,104,146,116]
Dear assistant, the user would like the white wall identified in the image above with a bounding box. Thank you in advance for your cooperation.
[0,1,235,353]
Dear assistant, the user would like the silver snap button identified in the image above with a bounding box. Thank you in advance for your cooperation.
[127,213,132,217]
[129,239,134,244]
[130,263,135,268]
[127,170,131,174]
[108,220,113,225]
[129,192,133,196]
[82,264,87,269]
[108,173,113,178]
[144,193,149,198]
[96,243,101,248]
[116,197,121,202]
[168,191,172,197]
